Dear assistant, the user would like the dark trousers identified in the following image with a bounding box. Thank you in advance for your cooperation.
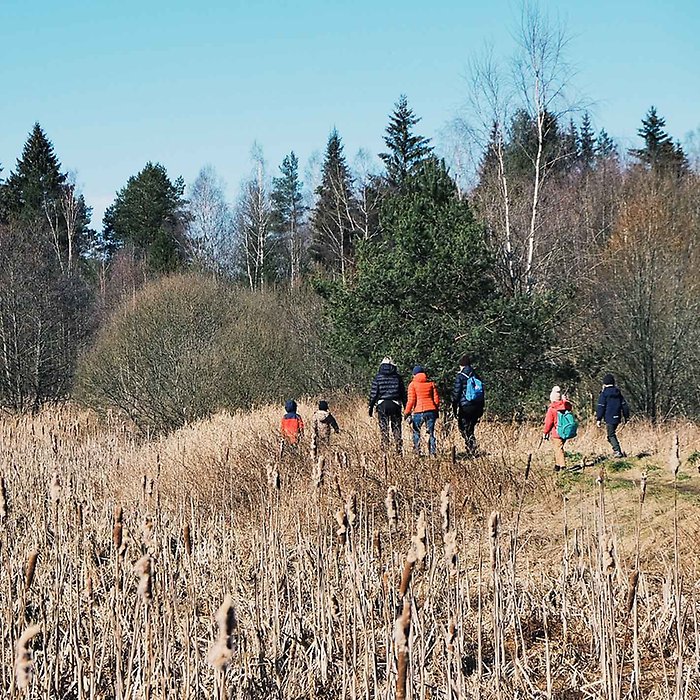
[606,422,622,454]
[458,404,483,454]
[378,401,402,453]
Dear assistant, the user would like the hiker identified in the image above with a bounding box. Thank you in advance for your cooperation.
[312,400,340,448]
[596,373,630,458]
[281,399,304,449]
[404,365,440,456]
[543,386,574,471]
[368,357,407,453]
[451,354,485,456]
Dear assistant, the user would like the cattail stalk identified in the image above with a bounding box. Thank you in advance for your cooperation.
[15,624,42,692]
[394,597,411,700]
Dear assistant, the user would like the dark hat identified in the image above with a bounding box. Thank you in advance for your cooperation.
[318,400,329,411]
[602,373,615,386]
[412,365,424,375]
[458,354,471,367]
[284,399,297,413]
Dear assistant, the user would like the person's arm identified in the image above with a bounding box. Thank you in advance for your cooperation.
[595,393,606,422]
[451,373,462,408]
[329,413,340,433]
[404,383,416,415]
[298,417,305,435]
[368,376,379,415]
[543,406,555,436]
[433,382,440,408]
[399,376,407,407]
[621,395,630,420]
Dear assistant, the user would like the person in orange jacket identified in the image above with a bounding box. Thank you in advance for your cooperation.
[542,386,572,471]
[404,365,440,456]
[281,399,304,448]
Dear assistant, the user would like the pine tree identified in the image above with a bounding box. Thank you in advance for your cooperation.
[271,152,306,287]
[311,130,358,280]
[0,123,92,268]
[596,129,617,160]
[578,113,596,169]
[629,106,688,174]
[562,118,579,169]
[379,95,432,188]
[102,162,189,273]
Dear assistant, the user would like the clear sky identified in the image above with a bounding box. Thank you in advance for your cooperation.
[1,0,698,227]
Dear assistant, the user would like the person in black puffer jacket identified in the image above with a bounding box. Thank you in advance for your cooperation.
[451,354,485,456]
[368,357,407,453]
[596,373,630,457]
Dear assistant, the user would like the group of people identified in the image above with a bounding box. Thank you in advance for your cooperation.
[281,356,631,466]
[367,354,484,457]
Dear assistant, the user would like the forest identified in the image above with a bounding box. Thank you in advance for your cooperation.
[0,21,698,432]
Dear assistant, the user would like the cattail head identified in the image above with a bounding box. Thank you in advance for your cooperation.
[640,473,647,504]
[385,487,398,531]
[309,431,318,461]
[183,523,192,556]
[313,455,325,489]
[602,534,616,575]
[626,570,640,616]
[440,484,452,533]
[669,432,681,476]
[207,593,236,670]
[15,624,42,691]
[0,474,7,520]
[445,619,456,654]
[488,510,500,540]
[345,491,357,528]
[49,471,61,504]
[444,529,458,574]
[24,549,39,594]
[142,515,154,548]
[266,461,280,491]
[408,511,427,566]
[525,453,532,481]
[335,509,348,545]
[373,531,382,560]
[134,554,152,601]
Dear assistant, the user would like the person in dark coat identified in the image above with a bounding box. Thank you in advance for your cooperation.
[451,354,485,456]
[596,373,630,457]
[368,356,407,453]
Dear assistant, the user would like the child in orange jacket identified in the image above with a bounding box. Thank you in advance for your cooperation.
[281,399,304,447]
[404,366,440,456]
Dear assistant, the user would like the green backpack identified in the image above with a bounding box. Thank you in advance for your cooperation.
[557,410,578,440]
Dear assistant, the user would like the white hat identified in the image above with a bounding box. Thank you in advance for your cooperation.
[549,385,562,402]
[381,356,395,366]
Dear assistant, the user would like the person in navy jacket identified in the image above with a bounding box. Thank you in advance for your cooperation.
[596,373,630,457]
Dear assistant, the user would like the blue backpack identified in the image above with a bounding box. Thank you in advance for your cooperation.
[461,372,484,403]
[557,410,578,440]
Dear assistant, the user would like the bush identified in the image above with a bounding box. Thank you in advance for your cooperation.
[77,274,346,432]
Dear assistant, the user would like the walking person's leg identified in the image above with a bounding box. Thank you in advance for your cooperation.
[390,413,403,454]
[552,437,566,470]
[378,411,390,450]
[411,413,423,455]
[425,411,437,456]
[607,423,623,456]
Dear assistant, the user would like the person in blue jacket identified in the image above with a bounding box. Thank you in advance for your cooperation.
[596,373,630,457]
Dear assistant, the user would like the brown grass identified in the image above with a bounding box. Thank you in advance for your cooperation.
[0,401,699,698]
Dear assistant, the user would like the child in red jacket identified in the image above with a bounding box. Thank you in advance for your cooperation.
[542,386,572,471]
[281,399,304,447]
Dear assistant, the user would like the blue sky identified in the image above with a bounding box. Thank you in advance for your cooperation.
[1,0,698,226]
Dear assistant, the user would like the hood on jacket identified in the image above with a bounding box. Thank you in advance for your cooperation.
[284,399,297,413]
[549,399,571,411]
[379,362,398,375]
[602,386,622,399]
[412,372,429,383]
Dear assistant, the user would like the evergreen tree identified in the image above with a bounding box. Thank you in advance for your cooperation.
[562,118,579,168]
[629,106,688,174]
[102,162,189,273]
[271,152,306,286]
[379,95,432,188]
[0,123,93,267]
[578,113,596,168]
[318,158,555,408]
[311,130,358,280]
[596,129,617,160]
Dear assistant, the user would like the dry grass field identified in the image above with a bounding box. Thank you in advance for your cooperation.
[1,399,699,699]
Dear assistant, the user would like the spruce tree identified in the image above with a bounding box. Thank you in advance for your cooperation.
[311,130,357,280]
[271,152,306,286]
[578,113,596,169]
[379,95,432,188]
[596,129,617,160]
[629,107,688,174]
[102,162,189,273]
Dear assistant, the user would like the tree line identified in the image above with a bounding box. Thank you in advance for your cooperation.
[1,19,698,426]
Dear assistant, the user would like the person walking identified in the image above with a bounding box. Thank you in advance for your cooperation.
[368,357,407,453]
[542,386,573,471]
[451,354,485,456]
[404,365,440,456]
[281,399,304,450]
[596,373,630,457]
[312,400,340,448]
